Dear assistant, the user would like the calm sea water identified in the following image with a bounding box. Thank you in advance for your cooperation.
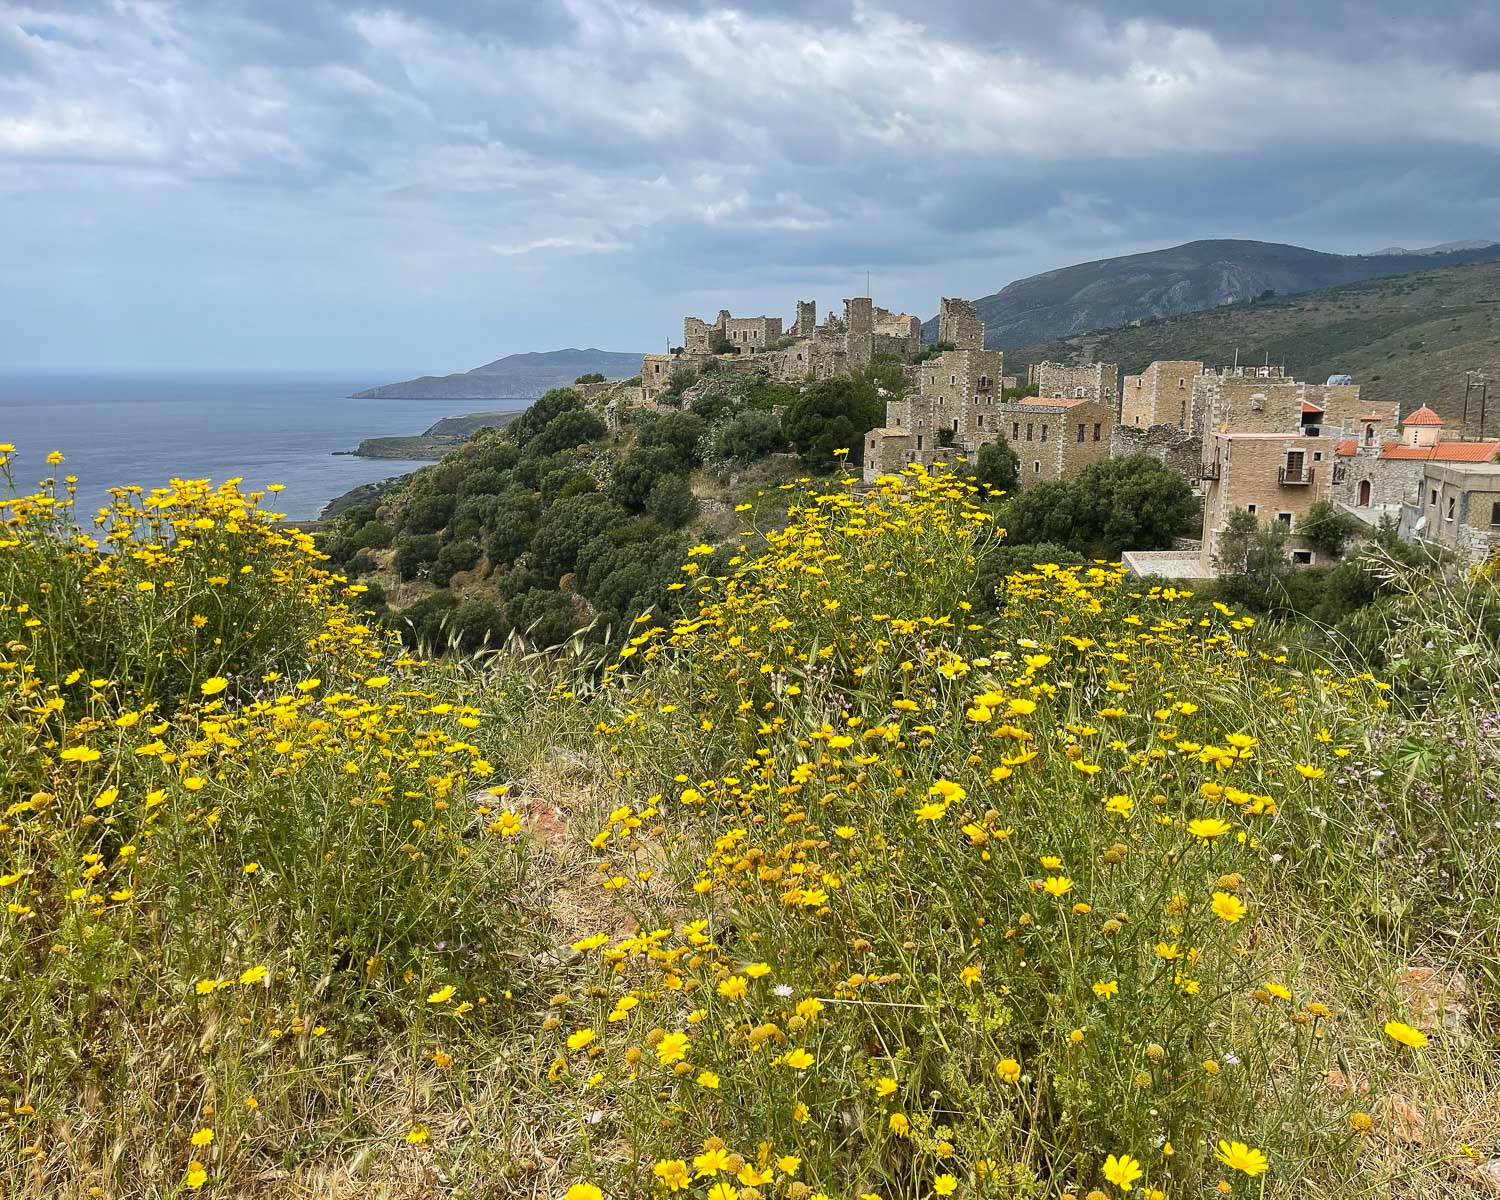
[0,370,521,521]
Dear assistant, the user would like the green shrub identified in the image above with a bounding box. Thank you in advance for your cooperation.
[394,532,442,580]
[402,492,455,535]
[430,538,482,587]
[351,519,393,550]
[713,409,785,462]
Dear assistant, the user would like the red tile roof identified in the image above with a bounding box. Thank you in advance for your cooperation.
[1379,441,1500,463]
[1401,404,1444,426]
[1334,439,1359,457]
[1301,400,1325,414]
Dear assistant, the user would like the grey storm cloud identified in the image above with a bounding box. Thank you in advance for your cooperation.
[1,0,1497,369]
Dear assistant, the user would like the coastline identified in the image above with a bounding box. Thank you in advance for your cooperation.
[317,406,527,522]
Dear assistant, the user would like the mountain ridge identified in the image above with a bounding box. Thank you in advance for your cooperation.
[923,238,1500,350]
[1004,259,1500,430]
[354,347,643,400]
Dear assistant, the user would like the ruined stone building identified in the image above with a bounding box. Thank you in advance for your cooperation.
[684,310,784,354]
[638,350,713,401]
[1029,361,1120,406]
[766,297,923,383]
[937,297,985,351]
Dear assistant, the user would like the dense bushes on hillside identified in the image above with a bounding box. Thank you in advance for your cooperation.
[320,366,905,652]
[320,388,697,648]
[1004,453,1199,556]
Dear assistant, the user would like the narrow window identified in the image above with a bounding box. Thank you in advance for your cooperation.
[1446,497,1456,520]
[1012,422,1020,440]
[1277,512,1292,528]
[1026,423,1034,441]
[1041,424,1049,442]
[1033,460,1041,474]
[916,435,923,450]
[1077,424,1085,443]
[1093,423,1102,441]
[1247,504,1257,515]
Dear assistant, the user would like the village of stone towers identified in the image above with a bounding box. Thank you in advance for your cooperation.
[607,290,1500,574]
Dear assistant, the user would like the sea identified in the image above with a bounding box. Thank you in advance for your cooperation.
[0,370,524,522]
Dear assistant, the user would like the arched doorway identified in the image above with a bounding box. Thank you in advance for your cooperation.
[1357,479,1371,507]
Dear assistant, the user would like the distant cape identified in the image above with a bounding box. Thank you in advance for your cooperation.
[353,347,644,400]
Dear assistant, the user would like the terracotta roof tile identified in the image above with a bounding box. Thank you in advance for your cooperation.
[1334,439,1358,457]
[1400,404,1444,426]
[1379,441,1500,463]
[1301,400,1325,414]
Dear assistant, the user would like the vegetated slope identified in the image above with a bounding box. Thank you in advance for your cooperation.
[1008,260,1500,426]
[2,451,1497,1197]
[923,238,1500,350]
[354,348,645,400]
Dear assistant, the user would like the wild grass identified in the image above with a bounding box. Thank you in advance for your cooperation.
[0,447,1494,1198]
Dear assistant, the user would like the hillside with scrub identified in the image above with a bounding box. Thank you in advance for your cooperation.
[1,445,1498,1199]
[1007,260,1500,428]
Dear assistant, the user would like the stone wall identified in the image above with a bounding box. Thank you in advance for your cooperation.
[1193,369,1389,442]
[872,309,923,359]
[1120,360,1204,429]
[1111,422,1202,485]
[1006,400,1114,486]
[639,351,712,399]
[1329,447,1425,514]
[862,427,914,482]
[845,297,874,334]
[938,297,985,351]
[794,300,816,338]
[1418,463,1500,563]
[1030,360,1120,405]
[896,348,1006,447]
[683,310,783,353]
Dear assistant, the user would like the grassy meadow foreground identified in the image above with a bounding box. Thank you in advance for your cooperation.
[0,447,1496,1199]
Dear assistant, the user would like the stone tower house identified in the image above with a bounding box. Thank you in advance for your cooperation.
[794,300,816,338]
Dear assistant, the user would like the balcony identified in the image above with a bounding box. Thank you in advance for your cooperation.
[1278,465,1315,486]
[1201,462,1220,481]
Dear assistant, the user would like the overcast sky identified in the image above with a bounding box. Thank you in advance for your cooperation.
[3,1,1498,372]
